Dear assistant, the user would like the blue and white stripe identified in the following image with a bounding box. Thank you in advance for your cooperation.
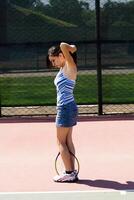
[54,70,76,106]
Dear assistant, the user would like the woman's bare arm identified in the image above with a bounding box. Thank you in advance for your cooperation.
[60,42,77,67]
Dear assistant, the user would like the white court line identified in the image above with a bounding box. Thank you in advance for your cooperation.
[0,190,133,200]
[0,189,132,195]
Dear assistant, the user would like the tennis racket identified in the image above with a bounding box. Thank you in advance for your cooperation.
[55,151,80,175]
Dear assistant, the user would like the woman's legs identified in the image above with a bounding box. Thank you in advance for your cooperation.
[56,126,75,172]
[66,127,75,170]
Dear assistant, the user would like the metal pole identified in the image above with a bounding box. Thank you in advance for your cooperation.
[95,0,103,115]
[0,0,7,44]
[0,0,8,117]
[0,93,1,117]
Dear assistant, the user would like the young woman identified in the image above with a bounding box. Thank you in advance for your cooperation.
[47,42,78,182]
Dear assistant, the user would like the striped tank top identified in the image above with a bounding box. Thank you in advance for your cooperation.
[54,69,76,106]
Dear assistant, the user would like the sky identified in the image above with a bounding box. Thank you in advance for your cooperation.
[41,0,49,3]
[40,0,129,5]
[40,0,130,9]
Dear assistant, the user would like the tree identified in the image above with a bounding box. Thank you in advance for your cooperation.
[10,0,42,8]
[48,0,83,25]
[101,0,134,39]
[79,1,89,10]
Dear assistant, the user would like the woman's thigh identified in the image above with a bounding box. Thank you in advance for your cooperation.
[56,127,71,144]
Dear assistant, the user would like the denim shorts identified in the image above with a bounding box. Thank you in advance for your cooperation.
[56,101,78,127]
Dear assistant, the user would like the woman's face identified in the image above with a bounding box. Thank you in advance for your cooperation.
[49,53,65,68]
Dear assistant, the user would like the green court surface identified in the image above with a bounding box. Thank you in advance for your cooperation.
[0,191,134,200]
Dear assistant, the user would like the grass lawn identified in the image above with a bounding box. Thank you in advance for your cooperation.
[0,73,134,106]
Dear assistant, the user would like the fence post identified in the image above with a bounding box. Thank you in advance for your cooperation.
[95,0,103,115]
[0,0,8,117]
[0,0,8,44]
[0,93,1,117]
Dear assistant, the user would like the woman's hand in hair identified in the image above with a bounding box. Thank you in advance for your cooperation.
[60,42,77,54]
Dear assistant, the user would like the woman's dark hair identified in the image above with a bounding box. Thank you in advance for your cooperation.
[46,45,77,68]
[46,45,61,68]
[70,52,77,65]
[48,45,62,57]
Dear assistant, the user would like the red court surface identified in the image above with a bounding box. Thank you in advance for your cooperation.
[0,119,134,192]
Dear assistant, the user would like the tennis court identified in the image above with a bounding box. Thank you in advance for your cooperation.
[0,118,134,199]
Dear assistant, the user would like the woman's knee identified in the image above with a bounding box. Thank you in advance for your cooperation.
[58,142,68,153]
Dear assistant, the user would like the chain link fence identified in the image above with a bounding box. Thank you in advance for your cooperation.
[0,42,98,117]
[102,43,134,115]
[0,0,134,118]
[100,0,134,115]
